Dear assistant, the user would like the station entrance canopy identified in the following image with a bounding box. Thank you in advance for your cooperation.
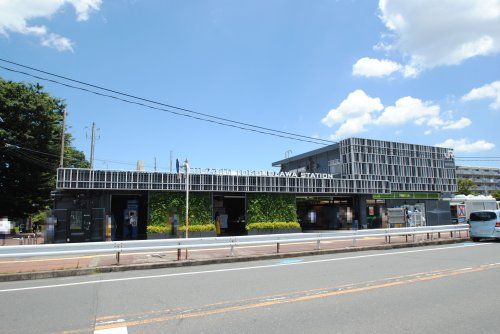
[56,168,390,195]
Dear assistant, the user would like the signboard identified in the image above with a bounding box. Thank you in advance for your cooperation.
[457,204,466,223]
[373,192,441,200]
[189,168,340,179]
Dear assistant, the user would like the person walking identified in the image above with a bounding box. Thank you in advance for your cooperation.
[0,217,11,246]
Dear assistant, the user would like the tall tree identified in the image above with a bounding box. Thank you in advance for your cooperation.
[457,178,477,196]
[490,190,500,201]
[0,77,89,219]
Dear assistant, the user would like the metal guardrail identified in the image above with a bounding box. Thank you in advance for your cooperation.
[0,225,470,263]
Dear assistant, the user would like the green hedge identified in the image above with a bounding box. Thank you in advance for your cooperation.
[178,224,216,232]
[246,222,301,231]
[146,225,170,234]
[148,192,212,227]
[246,193,297,225]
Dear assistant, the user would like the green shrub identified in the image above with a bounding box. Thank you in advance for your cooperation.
[178,224,216,232]
[146,225,170,234]
[247,194,297,224]
[148,192,212,227]
[246,222,301,231]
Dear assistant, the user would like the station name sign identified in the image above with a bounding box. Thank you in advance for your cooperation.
[190,168,337,179]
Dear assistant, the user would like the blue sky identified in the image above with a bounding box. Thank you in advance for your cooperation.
[1,0,499,170]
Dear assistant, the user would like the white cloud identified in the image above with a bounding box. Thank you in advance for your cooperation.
[462,81,500,110]
[0,0,101,51]
[40,32,74,52]
[436,138,495,152]
[376,96,440,125]
[321,90,383,127]
[352,57,402,78]
[323,92,472,138]
[331,113,373,139]
[377,0,500,74]
[441,117,472,130]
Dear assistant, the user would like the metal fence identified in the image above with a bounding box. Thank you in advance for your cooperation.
[0,224,469,263]
[55,168,391,194]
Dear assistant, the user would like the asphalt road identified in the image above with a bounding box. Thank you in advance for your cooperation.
[0,241,498,334]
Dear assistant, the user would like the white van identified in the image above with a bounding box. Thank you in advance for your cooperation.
[469,210,500,242]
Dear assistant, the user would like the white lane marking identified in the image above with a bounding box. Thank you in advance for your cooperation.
[94,326,127,334]
[0,243,493,293]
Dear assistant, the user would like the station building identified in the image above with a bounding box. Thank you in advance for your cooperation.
[52,137,457,242]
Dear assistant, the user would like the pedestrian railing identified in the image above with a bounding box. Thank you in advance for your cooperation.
[0,224,470,263]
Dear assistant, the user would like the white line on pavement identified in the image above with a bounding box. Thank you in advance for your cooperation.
[94,326,127,334]
[0,243,493,293]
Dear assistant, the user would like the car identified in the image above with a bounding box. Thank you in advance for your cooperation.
[469,210,500,242]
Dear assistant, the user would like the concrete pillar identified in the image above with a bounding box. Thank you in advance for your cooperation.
[357,195,368,229]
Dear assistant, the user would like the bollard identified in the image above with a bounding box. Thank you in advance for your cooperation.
[352,236,356,247]
[405,235,408,242]
[412,233,415,243]
[277,243,280,254]
[230,244,235,257]
[450,231,453,238]
[177,248,181,261]
[388,236,391,244]
[316,239,321,251]
[116,251,120,265]
[438,232,441,239]
[427,233,430,240]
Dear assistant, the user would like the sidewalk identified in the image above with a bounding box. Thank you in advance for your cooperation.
[0,232,469,281]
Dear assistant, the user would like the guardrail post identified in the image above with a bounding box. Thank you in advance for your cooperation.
[277,243,280,254]
[316,239,321,251]
[352,234,356,247]
[412,232,415,243]
[450,231,453,238]
[458,230,461,238]
[177,246,181,261]
[438,232,441,239]
[115,243,122,265]
[230,238,235,257]
[427,233,430,240]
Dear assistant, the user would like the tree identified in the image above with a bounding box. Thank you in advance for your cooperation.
[457,178,477,195]
[490,190,500,201]
[0,77,89,219]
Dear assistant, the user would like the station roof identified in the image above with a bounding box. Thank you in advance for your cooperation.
[272,143,339,167]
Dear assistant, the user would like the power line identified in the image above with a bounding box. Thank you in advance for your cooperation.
[0,65,327,146]
[2,143,156,169]
[0,59,336,146]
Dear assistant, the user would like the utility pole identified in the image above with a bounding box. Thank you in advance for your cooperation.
[59,109,66,168]
[86,122,100,169]
[170,151,173,172]
[90,122,96,169]
[184,159,190,259]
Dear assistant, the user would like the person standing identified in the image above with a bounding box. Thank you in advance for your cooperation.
[0,217,11,246]
[214,211,221,236]
[129,211,138,239]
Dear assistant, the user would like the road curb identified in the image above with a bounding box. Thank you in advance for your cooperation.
[0,238,469,282]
